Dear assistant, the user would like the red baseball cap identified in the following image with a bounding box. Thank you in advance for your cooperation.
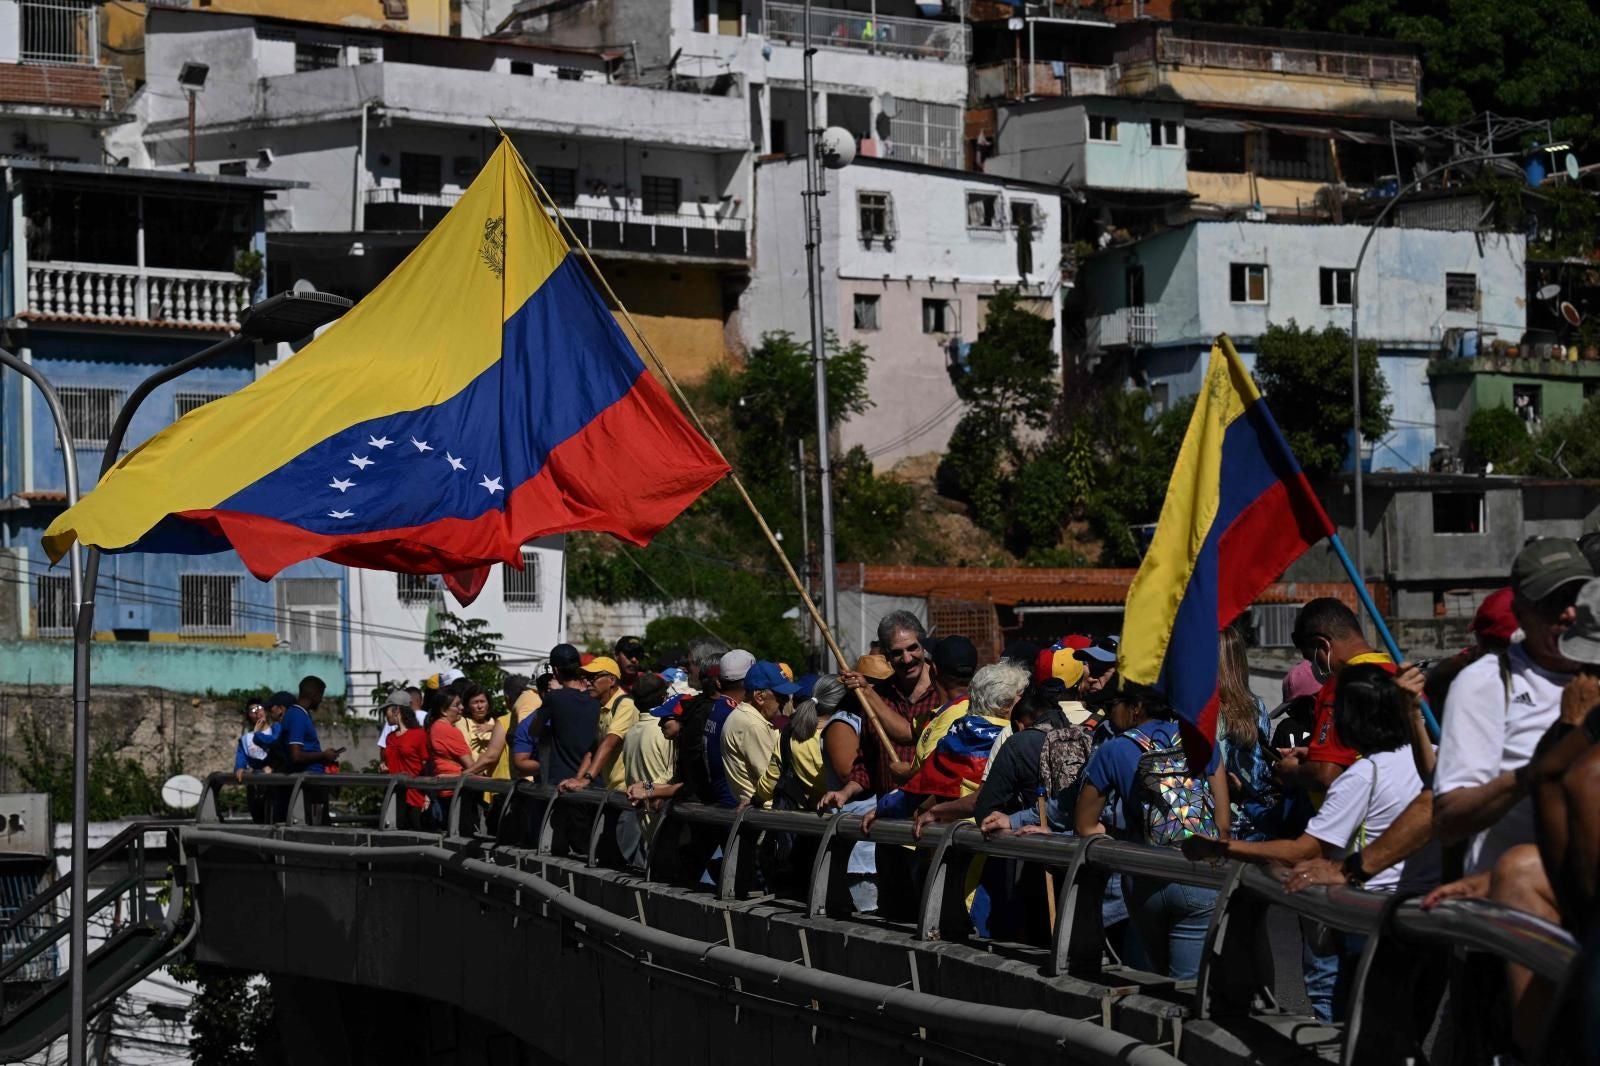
[1471,587,1518,647]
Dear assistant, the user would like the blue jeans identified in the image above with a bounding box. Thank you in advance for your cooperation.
[1125,877,1219,980]
[1300,920,1339,1022]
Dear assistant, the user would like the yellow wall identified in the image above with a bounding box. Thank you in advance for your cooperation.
[103,0,456,84]
[1122,62,1415,118]
[602,261,736,384]
[93,631,279,648]
[1187,171,1329,214]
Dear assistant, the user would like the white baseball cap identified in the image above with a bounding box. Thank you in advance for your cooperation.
[719,649,755,682]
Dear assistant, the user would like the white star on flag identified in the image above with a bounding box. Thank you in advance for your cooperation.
[411,437,433,453]
[445,453,465,471]
[368,435,393,450]
[479,475,503,495]
[348,455,373,470]
[328,509,354,519]
[329,477,354,492]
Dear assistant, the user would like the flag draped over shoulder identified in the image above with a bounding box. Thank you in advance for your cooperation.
[42,139,729,601]
[1118,337,1334,755]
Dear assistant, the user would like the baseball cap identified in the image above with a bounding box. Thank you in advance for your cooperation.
[777,662,794,681]
[745,660,800,696]
[794,672,818,700]
[1559,578,1600,665]
[582,656,621,678]
[649,693,687,718]
[1511,537,1593,602]
[1469,587,1518,646]
[614,635,644,659]
[1281,660,1321,704]
[931,635,979,681]
[1035,645,1085,688]
[1074,642,1117,665]
[549,643,581,670]
[268,690,297,708]
[855,654,894,681]
[438,667,465,686]
[719,649,756,682]
[1057,634,1093,651]
[383,688,411,708]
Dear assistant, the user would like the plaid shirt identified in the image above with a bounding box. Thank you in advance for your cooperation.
[862,675,942,795]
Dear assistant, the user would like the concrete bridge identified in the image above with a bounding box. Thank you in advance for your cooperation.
[1,773,1581,1065]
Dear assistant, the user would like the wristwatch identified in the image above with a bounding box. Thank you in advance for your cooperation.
[1342,850,1372,885]
[581,771,595,783]
[644,781,654,794]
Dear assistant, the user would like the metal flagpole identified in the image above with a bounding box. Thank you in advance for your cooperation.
[802,0,839,632]
[0,349,88,1066]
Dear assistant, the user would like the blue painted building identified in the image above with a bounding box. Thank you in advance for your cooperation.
[1079,220,1527,472]
[0,159,348,674]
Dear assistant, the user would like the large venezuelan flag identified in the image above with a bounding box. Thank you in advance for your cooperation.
[1119,337,1333,754]
[42,139,728,597]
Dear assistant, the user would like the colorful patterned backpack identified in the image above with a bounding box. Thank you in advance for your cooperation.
[1126,726,1217,847]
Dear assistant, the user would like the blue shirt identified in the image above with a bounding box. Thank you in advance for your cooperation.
[510,712,540,760]
[259,704,324,773]
[702,696,739,808]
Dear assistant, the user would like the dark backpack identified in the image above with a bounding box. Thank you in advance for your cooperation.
[1126,727,1217,847]
[673,691,719,803]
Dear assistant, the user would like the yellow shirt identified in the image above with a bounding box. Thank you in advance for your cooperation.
[752,732,825,808]
[720,702,778,803]
[913,696,971,769]
[595,692,639,791]
[622,716,675,789]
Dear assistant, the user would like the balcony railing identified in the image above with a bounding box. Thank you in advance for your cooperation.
[364,188,749,261]
[1089,305,1156,350]
[1153,32,1419,86]
[972,60,1120,100]
[26,260,251,329]
[765,3,970,64]
[21,0,98,66]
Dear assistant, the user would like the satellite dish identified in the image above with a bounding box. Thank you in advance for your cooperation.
[818,126,857,170]
[1562,300,1583,327]
[1567,153,1581,182]
[1536,283,1562,301]
[161,773,205,811]
[292,278,316,294]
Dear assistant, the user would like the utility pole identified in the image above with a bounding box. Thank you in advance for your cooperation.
[801,0,838,632]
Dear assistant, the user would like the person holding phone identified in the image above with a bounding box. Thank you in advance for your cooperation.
[257,690,344,824]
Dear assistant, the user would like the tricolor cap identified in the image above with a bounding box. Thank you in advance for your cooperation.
[649,693,687,718]
[1035,645,1085,688]
[745,660,799,697]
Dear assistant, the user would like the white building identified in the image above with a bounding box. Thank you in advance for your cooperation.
[502,0,971,167]
[747,156,1065,465]
[1079,220,1527,471]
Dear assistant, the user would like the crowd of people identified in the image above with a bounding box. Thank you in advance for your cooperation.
[226,534,1600,1060]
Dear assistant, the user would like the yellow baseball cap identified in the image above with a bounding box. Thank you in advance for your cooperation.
[582,656,621,678]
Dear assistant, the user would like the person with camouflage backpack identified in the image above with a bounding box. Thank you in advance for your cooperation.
[1074,682,1230,979]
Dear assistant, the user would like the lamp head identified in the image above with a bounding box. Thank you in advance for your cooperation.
[178,62,210,93]
[238,289,351,343]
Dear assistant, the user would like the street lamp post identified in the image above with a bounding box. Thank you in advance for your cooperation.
[2,288,348,1066]
[1347,150,1520,597]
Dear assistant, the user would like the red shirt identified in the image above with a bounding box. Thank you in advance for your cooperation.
[862,675,942,794]
[384,728,430,809]
[428,719,472,776]
[1307,653,1396,768]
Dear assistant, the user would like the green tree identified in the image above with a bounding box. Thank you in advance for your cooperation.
[1462,405,1531,469]
[6,715,168,822]
[168,962,279,1066]
[424,610,505,706]
[1253,322,1390,478]
[1520,396,1600,477]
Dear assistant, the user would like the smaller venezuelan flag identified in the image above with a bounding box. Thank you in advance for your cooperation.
[41,139,729,597]
[1119,337,1334,755]
[891,714,1007,805]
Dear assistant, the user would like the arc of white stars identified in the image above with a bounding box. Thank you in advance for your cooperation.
[445,453,465,471]
[328,509,354,519]
[348,455,373,470]
[368,435,393,450]
[329,477,354,493]
[411,437,433,453]
[479,475,503,495]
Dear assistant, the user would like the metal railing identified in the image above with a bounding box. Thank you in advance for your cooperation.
[26,260,251,328]
[765,3,970,64]
[1154,32,1419,86]
[20,0,97,66]
[197,769,1580,1063]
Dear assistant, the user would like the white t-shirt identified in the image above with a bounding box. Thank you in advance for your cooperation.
[377,722,397,749]
[1309,746,1438,892]
[1433,643,1571,874]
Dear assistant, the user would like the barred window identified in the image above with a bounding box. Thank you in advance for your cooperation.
[36,574,72,636]
[180,574,240,633]
[641,175,682,216]
[174,390,224,420]
[57,386,123,449]
[503,548,542,609]
[396,572,442,605]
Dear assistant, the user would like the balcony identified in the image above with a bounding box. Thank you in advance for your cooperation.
[765,3,969,64]
[25,261,251,330]
[1088,305,1156,350]
[972,60,1121,101]
[364,189,749,263]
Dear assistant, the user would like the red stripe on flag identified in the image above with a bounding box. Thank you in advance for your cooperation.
[1214,473,1328,628]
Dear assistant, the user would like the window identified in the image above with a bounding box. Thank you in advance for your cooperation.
[276,578,340,654]
[357,46,380,65]
[885,99,962,170]
[1150,381,1170,415]
[922,298,957,334]
[1229,263,1268,304]
[1253,604,1302,648]
[1087,114,1119,143]
[965,191,1002,229]
[1149,119,1182,147]
[1319,267,1353,307]
[853,293,880,331]
[1446,272,1478,312]
[1432,492,1485,535]
[1011,200,1038,232]
[180,574,240,633]
[1187,128,1246,173]
[36,574,72,637]
[396,573,443,605]
[503,548,543,609]
[294,41,341,72]
[641,175,681,216]
[58,386,123,449]
[1125,264,1145,307]
[535,165,577,206]
[556,67,584,81]
[858,192,894,241]
[510,59,533,76]
[174,391,224,420]
[399,153,442,196]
